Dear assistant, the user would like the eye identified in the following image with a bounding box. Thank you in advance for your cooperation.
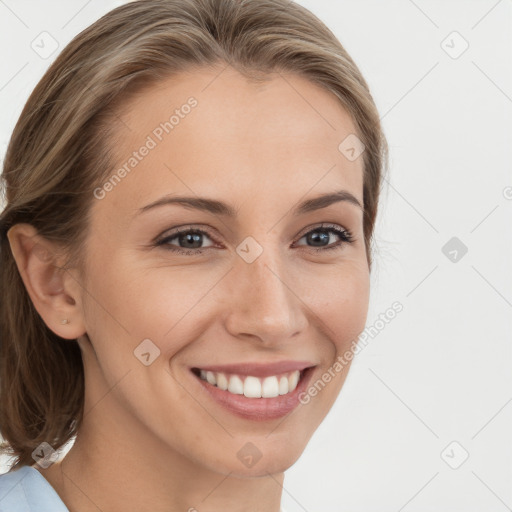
[293,223,354,252]
[154,223,355,256]
[154,226,216,256]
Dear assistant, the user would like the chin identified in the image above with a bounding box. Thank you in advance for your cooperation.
[221,434,310,478]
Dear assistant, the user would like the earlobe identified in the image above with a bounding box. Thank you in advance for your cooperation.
[6,223,86,340]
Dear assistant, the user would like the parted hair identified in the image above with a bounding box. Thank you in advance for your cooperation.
[0,0,388,471]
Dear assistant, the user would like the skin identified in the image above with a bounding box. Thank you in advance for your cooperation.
[8,64,370,512]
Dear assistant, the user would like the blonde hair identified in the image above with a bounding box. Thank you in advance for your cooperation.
[0,0,388,471]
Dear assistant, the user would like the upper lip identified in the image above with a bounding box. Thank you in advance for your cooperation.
[192,360,316,378]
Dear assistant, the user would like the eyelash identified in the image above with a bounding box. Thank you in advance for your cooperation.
[154,223,355,256]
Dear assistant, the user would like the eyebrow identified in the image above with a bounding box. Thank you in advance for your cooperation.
[137,189,363,217]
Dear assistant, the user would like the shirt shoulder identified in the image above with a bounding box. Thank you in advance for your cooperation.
[0,465,69,512]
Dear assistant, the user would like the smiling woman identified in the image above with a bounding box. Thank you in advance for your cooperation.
[0,0,388,511]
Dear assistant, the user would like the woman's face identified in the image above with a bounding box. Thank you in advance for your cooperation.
[78,65,369,476]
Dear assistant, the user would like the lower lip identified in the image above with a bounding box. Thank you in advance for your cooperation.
[192,367,315,421]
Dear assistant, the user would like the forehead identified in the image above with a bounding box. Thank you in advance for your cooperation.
[97,65,364,218]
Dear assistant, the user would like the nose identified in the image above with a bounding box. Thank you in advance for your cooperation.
[223,247,308,345]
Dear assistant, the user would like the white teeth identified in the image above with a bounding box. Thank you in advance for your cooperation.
[227,375,244,395]
[217,372,228,391]
[197,369,302,398]
[278,376,289,395]
[243,376,261,398]
[262,376,279,398]
[288,371,299,392]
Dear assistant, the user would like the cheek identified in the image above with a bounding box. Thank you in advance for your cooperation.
[312,261,370,353]
[81,250,221,362]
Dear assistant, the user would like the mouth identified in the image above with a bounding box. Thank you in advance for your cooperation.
[192,367,307,398]
[190,363,316,421]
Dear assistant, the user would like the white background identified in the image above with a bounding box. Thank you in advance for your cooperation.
[0,1,511,511]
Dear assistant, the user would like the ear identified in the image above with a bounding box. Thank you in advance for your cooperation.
[6,223,86,340]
